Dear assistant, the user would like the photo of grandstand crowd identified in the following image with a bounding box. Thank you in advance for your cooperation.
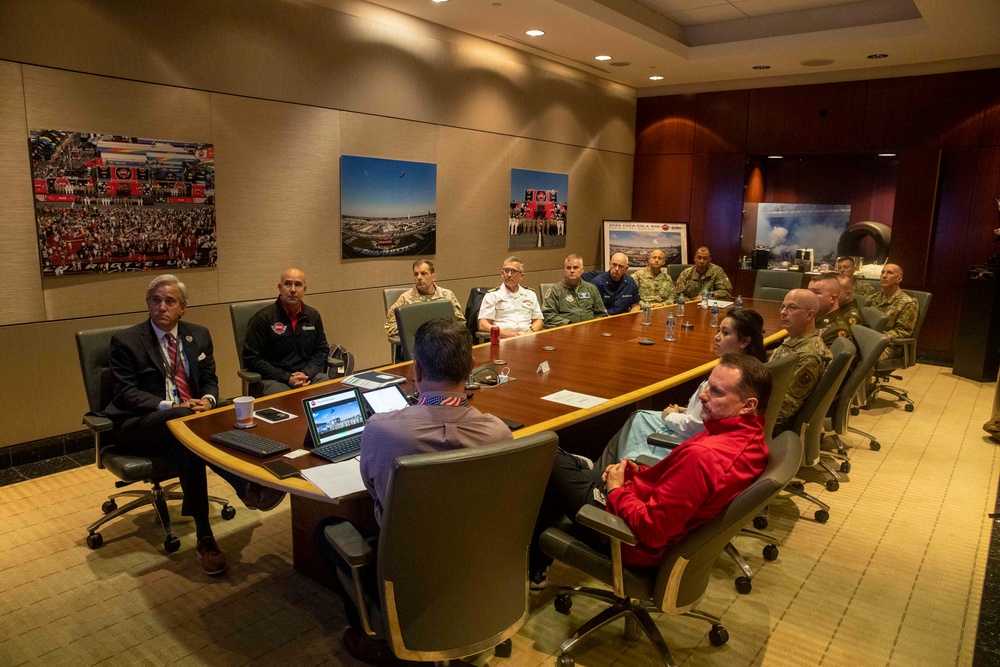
[29,129,216,276]
[340,155,437,259]
[603,221,688,269]
[508,168,567,249]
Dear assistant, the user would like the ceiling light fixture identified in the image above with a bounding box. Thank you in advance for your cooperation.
[878,153,897,157]
[431,0,449,3]
[767,155,783,159]
[525,30,544,37]
[594,55,612,61]
[649,75,664,81]
[867,53,889,59]
[753,65,770,70]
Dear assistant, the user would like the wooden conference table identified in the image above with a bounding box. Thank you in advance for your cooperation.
[170,297,785,581]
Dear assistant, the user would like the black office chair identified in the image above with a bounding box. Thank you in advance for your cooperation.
[323,433,558,663]
[823,324,890,458]
[540,430,802,666]
[870,289,931,412]
[383,287,409,361]
[464,286,493,343]
[752,270,803,300]
[666,263,691,282]
[394,300,457,361]
[860,306,888,332]
[76,327,233,552]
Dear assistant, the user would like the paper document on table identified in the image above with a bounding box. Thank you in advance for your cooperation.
[300,459,366,499]
[541,390,608,409]
[706,299,734,308]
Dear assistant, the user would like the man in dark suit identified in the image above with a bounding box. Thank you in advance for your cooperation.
[105,274,285,576]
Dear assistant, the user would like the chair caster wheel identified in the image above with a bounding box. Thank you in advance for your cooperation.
[102,499,117,514]
[850,407,860,416]
[904,404,914,412]
[763,544,779,561]
[815,509,830,523]
[709,625,729,646]
[787,481,804,492]
[494,638,512,658]
[164,535,181,553]
[840,461,851,473]
[870,441,881,451]
[753,515,768,530]
[554,594,573,615]
[221,505,236,520]
[735,576,752,594]
[826,479,840,492]
[86,532,104,549]
[557,654,575,667]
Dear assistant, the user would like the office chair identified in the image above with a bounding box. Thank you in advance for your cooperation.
[323,432,558,663]
[666,263,691,282]
[870,290,931,412]
[752,270,803,300]
[464,286,493,343]
[823,325,890,459]
[383,287,409,361]
[230,299,352,396]
[76,327,233,552]
[393,300,456,361]
[855,293,869,308]
[540,431,802,666]
[860,306,888,332]
[539,282,555,299]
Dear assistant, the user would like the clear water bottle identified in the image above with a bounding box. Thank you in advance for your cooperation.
[710,304,720,328]
[700,287,709,308]
[665,311,676,342]
[677,294,685,317]
[734,294,744,310]
[641,302,651,325]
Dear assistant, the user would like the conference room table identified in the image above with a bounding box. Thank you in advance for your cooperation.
[170,296,785,581]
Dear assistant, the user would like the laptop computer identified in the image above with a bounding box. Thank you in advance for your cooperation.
[361,384,410,416]
[302,388,369,463]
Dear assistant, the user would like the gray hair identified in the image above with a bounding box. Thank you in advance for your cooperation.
[146,274,187,306]
[503,256,525,271]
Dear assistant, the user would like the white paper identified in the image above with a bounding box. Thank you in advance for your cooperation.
[300,459,366,499]
[706,299,734,308]
[541,389,608,409]
[537,360,551,374]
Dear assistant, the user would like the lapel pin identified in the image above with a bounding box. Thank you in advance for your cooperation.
[185,335,193,343]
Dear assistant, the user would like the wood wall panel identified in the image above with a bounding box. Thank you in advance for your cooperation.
[747,82,866,154]
[983,69,1000,147]
[904,70,990,149]
[635,95,696,155]
[927,149,978,286]
[916,283,955,354]
[966,147,1000,266]
[689,153,746,270]
[862,76,912,152]
[631,154,693,222]
[694,90,748,153]
[889,148,941,287]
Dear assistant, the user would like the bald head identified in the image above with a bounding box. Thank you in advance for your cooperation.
[807,273,841,317]
[781,288,818,337]
[609,252,630,281]
[837,275,854,306]
[278,268,307,312]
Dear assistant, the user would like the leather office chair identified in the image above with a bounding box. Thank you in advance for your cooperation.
[823,325,890,459]
[752,270,803,300]
[393,300,456,361]
[861,306,888,332]
[464,286,492,343]
[383,287,409,361]
[230,299,352,396]
[539,282,555,299]
[76,327,233,552]
[323,432,558,663]
[666,263,691,282]
[540,430,802,666]
[855,293,869,308]
[870,289,931,412]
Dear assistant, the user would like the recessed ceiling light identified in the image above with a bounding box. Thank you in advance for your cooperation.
[753,65,770,70]
[767,155,783,159]
[525,29,545,37]
[867,53,889,59]
[431,0,449,3]
[878,153,897,157]
[649,75,664,81]
[594,55,612,61]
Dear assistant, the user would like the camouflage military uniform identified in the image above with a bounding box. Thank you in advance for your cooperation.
[769,329,832,435]
[542,280,608,328]
[675,264,733,299]
[384,286,466,339]
[867,289,918,360]
[853,278,877,298]
[632,267,676,305]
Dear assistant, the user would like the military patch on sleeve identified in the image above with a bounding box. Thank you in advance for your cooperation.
[798,370,816,386]
[544,288,553,299]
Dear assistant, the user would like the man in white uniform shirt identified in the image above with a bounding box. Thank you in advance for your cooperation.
[478,256,543,338]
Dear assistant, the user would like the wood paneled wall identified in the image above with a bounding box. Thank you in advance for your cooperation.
[633,67,1000,360]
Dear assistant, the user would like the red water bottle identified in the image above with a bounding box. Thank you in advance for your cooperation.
[490,326,500,346]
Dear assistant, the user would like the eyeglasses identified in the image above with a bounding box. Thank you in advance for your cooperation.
[501,268,523,276]
[779,303,804,312]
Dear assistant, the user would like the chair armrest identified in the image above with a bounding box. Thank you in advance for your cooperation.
[215,398,233,408]
[83,413,113,433]
[575,504,638,546]
[475,332,491,343]
[237,369,261,384]
[324,521,374,568]
[646,433,677,449]
[388,335,400,345]
[634,455,659,468]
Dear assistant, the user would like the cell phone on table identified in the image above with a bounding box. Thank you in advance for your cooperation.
[262,459,300,479]
[499,417,524,431]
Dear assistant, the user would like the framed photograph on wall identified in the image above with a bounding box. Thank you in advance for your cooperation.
[29,129,216,276]
[508,168,568,249]
[341,155,437,259]
[602,221,688,269]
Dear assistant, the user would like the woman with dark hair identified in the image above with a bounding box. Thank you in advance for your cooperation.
[594,308,767,469]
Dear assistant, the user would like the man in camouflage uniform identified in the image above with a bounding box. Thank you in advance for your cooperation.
[837,256,876,298]
[836,275,866,328]
[675,246,733,299]
[809,273,855,347]
[542,254,608,328]
[867,263,918,361]
[769,289,832,435]
[384,259,465,339]
[632,248,676,306]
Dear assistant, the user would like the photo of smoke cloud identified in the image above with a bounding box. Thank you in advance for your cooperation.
[752,203,851,267]
[508,168,568,249]
[30,130,216,276]
[341,156,437,259]
[602,221,688,269]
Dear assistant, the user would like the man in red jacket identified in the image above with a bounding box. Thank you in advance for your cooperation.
[529,353,771,588]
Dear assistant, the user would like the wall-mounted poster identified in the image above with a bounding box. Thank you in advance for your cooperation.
[749,203,851,268]
[29,129,216,276]
[508,168,568,249]
[602,221,688,269]
[341,156,437,259]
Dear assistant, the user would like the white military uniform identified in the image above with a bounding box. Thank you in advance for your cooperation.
[478,284,542,334]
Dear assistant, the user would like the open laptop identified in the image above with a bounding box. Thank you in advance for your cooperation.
[361,384,410,416]
[302,388,369,463]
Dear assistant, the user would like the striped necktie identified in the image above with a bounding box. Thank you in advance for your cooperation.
[165,333,191,402]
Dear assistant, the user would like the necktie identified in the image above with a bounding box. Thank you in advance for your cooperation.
[165,333,191,402]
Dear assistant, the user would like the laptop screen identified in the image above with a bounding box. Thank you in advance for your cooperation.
[303,388,366,448]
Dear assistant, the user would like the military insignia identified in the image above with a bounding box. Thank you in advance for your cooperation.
[272,322,286,334]
[544,288,553,298]
[848,317,857,324]
[578,292,589,298]
[565,295,574,302]
[185,335,193,343]
[838,330,847,337]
